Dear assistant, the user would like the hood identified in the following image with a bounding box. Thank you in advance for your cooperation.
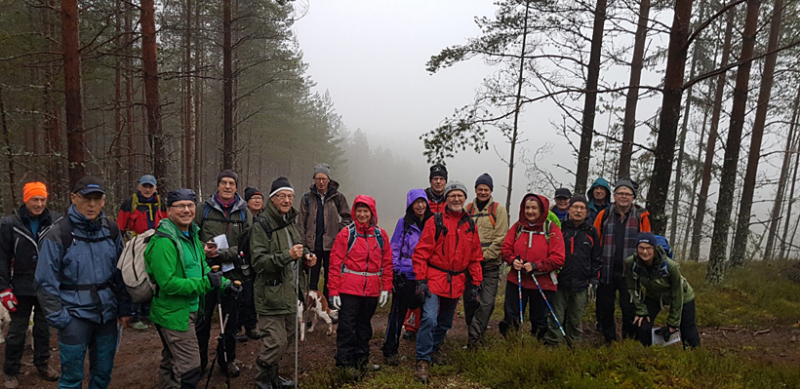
[68,204,107,233]
[587,177,611,201]
[406,189,428,210]
[518,193,550,228]
[352,194,378,228]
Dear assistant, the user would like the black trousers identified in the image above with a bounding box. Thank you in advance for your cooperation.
[499,280,552,339]
[238,279,257,332]
[596,273,636,342]
[381,277,416,358]
[196,289,239,371]
[308,250,331,298]
[636,298,701,348]
[3,295,51,375]
[335,294,378,368]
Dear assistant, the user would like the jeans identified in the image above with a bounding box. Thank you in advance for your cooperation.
[416,293,458,362]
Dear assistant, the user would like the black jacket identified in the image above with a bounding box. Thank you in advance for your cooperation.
[557,219,602,292]
[0,206,61,296]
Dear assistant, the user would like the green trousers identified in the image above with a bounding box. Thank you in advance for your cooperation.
[543,288,588,346]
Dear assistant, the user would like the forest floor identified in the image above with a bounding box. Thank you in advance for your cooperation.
[7,261,800,389]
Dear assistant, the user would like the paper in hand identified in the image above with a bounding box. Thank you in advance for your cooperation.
[652,327,681,346]
[212,234,229,249]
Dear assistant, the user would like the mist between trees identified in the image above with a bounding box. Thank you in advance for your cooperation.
[1,0,800,285]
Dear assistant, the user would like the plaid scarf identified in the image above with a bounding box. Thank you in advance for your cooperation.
[599,205,643,284]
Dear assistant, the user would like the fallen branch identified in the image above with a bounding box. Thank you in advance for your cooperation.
[753,328,772,336]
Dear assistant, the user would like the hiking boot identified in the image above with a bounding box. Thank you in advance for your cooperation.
[274,376,295,388]
[36,364,60,381]
[222,361,240,377]
[129,320,148,331]
[429,352,442,366]
[342,366,363,381]
[363,363,380,372]
[384,354,401,366]
[235,332,248,342]
[246,329,262,340]
[3,374,18,389]
[415,360,429,384]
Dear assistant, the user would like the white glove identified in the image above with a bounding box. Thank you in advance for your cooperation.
[332,295,341,310]
[379,291,389,307]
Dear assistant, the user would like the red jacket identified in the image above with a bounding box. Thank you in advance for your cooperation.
[501,194,565,292]
[412,207,483,299]
[328,195,393,298]
[117,192,166,236]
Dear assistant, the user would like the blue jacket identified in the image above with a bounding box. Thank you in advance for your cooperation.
[587,177,612,223]
[389,189,432,280]
[35,205,125,329]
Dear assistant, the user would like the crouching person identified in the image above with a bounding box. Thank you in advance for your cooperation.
[145,189,224,389]
[35,176,128,389]
[250,177,317,389]
[627,233,700,348]
[328,195,392,379]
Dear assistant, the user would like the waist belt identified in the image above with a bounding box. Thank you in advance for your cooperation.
[59,281,112,291]
[342,266,382,277]
[428,263,467,283]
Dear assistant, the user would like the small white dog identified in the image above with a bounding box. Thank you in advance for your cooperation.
[298,290,338,342]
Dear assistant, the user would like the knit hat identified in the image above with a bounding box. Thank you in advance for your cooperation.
[444,181,468,198]
[569,195,588,208]
[554,188,572,199]
[23,182,47,203]
[167,188,197,207]
[429,164,448,181]
[313,163,331,179]
[475,173,493,191]
[615,178,638,198]
[269,177,294,198]
[637,232,657,247]
[245,187,263,202]
[217,170,239,186]
[139,174,157,186]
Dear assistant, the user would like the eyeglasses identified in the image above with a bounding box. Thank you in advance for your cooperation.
[447,194,466,200]
[638,246,654,252]
[275,194,294,201]
[314,177,329,182]
[615,192,634,198]
[170,203,196,210]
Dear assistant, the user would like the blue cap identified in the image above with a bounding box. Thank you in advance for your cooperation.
[139,175,157,186]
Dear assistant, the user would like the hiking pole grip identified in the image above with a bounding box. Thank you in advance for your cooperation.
[211,265,220,272]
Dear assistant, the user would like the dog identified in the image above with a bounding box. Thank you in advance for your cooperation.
[0,304,34,347]
[298,290,338,342]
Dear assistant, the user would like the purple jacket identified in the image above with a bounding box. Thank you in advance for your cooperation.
[390,189,429,280]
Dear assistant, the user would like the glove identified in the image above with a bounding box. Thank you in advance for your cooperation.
[468,284,480,303]
[330,295,341,310]
[655,326,675,342]
[206,271,223,288]
[226,282,243,297]
[379,291,389,307]
[392,271,406,293]
[415,280,431,300]
[588,282,598,302]
[0,289,17,313]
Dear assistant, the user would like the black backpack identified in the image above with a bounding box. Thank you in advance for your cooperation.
[59,217,120,249]
[237,215,288,278]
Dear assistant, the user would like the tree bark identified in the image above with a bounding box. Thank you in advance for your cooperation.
[184,0,195,188]
[706,0,761,284]
[778,87,800,259]
[61,0,86,188]
[125,9,136,193]
[646,0,694,234]
[574,0,608,195]
[504,0,531,213]
[690,9,734,260]
[222,0,234,170]
[730,0,784,267]
[0,86,16,209]
[141,0,167,192]
[618,0,650,180]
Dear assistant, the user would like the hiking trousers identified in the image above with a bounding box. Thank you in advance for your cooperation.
[57,317,118,389]
[308,250,331,298]
[3,295,51,376]
[336,294,378,368]
[543,288,588,345]
[255,313,296,386]
[636,298,700,348]
[464,265,500,346]
[596,273,636,342]
[381,278,416,358]
[499,280,552,339]
[416,293,458,362]
[238,279,258,333]
[196,289,238,372]
[156,312,202,389]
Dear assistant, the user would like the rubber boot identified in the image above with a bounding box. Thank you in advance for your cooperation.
[59,343,87,388]
[255,364,278,389]
[88,333,117,389]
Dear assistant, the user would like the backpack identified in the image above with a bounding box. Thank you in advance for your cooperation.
[514,218,553,243]
[433,212,475,242]
[59,217,120,249]
[117,229,168,303]
[654,235,674,259]
[199,202,246,230]
[237,215,289,279]
[466,202,498,227]
[345,222,385,255]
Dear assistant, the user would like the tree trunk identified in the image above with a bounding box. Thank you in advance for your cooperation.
[646,0,694,234]
[45,0,64,202]
[222,0,234,170]
[184,0,195,188]
[690,9,734,260]
[125,9,136,193]
[618,0,650,179]
[777,87,800,259]
[61,0,86,188]
[194,1,203,193]
[730,0,784,267]
[574,0,608,195]
[782,132,800,258]
[706,0,761,284]
[504,0,531,213]
[141,0,167,192]
[114,3,123,200]
[0,86,16,209]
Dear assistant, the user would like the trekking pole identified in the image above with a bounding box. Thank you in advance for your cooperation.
[529,272,571,348]
[203,267,237,389]
[294,260,299,389]
[517,267,524,334]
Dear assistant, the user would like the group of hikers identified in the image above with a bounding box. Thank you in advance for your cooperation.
[0,162,700,388]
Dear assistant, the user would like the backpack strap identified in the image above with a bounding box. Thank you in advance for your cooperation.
[466,203,474,215]
[200,203,211,229]
[59,218,119,249]
[488,202,498,227]
[434,213,447,241]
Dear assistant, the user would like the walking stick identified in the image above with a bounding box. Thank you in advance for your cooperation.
[204,267,240,389]
[294,260,299,389]
[530,271,572,348]
[517,269,524,332]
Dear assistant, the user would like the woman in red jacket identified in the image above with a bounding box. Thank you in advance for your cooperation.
[328,195,393,378]
[499,193,566,339]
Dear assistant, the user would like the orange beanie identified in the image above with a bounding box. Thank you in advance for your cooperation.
[23,182,48,203]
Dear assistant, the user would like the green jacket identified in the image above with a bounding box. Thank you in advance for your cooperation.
[195,193,253,281]
[251,201,308,316]
[466,196,509,266]
[624,247,695,328]
[145,219,213,331]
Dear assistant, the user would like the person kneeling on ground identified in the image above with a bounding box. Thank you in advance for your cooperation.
[626,233,700,348]
[328,195,393,379]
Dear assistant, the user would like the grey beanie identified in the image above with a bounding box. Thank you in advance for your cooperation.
[313,163,331,179]
[615,178,639,198]
[444,181,468,198]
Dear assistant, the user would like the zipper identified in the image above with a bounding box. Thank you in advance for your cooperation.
[13,226,39,256]
[362,227,369,296]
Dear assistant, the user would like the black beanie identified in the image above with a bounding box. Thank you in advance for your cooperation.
[217,170,239,186]
[167,188,197,207]
[429,164,448,181]
[244,187,262,202]
[569,195,588,208]
[475,173,493,191]
[269,177,294,198]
